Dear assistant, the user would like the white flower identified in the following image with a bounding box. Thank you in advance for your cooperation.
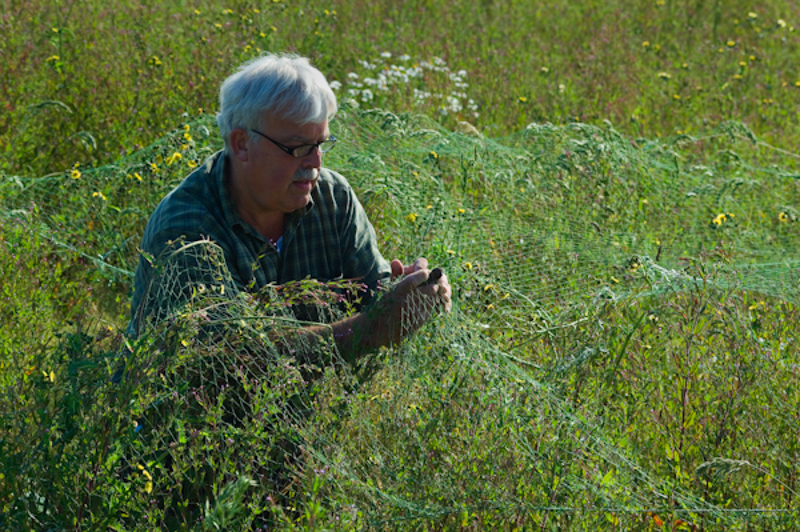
[347,72,359,79]
[380,51,392,58]
[361,89,374,102]
[399,54,411,61]
[329,80,342,90]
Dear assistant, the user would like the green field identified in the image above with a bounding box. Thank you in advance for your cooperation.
[3,1,800,530]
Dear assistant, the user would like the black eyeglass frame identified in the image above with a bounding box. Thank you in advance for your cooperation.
[250,129,337,158]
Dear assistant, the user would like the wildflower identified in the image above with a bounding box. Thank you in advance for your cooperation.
[70,169,81,179]
[748,11,757,19]
[726,40,736,47]
[429,151,438,159]
[92,191,107,201]
[46,55,59,62]
[133,172,142,181]
[795,81,800,87]
[380,51,392,58]
[457,208,466,214]
[464,262,472,270]
[148,56,162,67]
[642,41,650,47]
[165,152,182,165]
[329,80,342,90]
[150,162,159,172]
[712,213,727,226]
[518,96,528,103]
[540,66,549,73]
[778,19,787,28]
[426,204,433,209]
[483,283,494,291]
[657,72,671,80]
[779,212,789,222]
[750,55,756,61]
[405,212,418,223]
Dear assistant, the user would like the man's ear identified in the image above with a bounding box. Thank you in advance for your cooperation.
[230,128,251,161]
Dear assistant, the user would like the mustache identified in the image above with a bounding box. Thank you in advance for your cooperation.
[293,167,319,182]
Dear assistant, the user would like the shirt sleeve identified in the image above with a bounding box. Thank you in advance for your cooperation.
[336,178,392,300]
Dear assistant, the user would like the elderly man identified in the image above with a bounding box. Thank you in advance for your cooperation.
[129,53,451,361]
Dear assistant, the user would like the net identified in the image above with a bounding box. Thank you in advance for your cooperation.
[2,106,800,530]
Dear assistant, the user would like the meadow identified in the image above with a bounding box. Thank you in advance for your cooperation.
[2,0,800,529]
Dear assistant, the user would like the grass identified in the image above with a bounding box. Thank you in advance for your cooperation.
[2,0,800,530]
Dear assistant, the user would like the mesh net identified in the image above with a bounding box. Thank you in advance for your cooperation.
[2,107,800,529]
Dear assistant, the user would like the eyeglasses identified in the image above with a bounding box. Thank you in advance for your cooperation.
[250,129,337,158]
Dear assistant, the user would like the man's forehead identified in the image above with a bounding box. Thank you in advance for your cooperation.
[263,113,329,140]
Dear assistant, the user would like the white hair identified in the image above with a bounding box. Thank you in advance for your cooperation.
[216,53,337,154]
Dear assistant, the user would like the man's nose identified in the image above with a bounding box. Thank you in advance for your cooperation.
[301,145,323,167]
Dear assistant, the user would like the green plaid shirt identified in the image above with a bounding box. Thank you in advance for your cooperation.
[129,150,391,334]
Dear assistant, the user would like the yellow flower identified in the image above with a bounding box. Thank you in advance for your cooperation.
[672,94,681,100]
[464,262,472,270]
[405,212,418,223]
[778,19,787,28]
[134,172,142,181]
[657,72,671,80]
[150,162,159,172]
[795,81,800,87]
[712,213,727,226]
[70,169,81,179]
[429,151,438,159]
[779,212,789,222]
[92,191,107,201]
[144,481,153,494]
[518,96,528,103]
[748,11,757,19]
[642,40,650,47]
[165,152,182,165]
[457,208,466,214]
[187,160,198,169]
[46,55,59,62]
[726,40,736,47]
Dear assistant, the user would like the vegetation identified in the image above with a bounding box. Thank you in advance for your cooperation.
[2,0,800,530]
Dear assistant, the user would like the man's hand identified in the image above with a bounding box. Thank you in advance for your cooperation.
[390,257,452,312]
[330,258,452,362]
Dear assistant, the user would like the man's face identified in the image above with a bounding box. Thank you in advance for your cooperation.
[236,113,329,218]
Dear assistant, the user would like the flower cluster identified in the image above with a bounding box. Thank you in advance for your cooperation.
[329,53,479,118]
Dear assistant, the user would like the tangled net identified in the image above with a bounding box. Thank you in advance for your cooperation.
[2,107,800,530]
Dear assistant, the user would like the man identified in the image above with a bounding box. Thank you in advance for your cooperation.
[129,53,451,362]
